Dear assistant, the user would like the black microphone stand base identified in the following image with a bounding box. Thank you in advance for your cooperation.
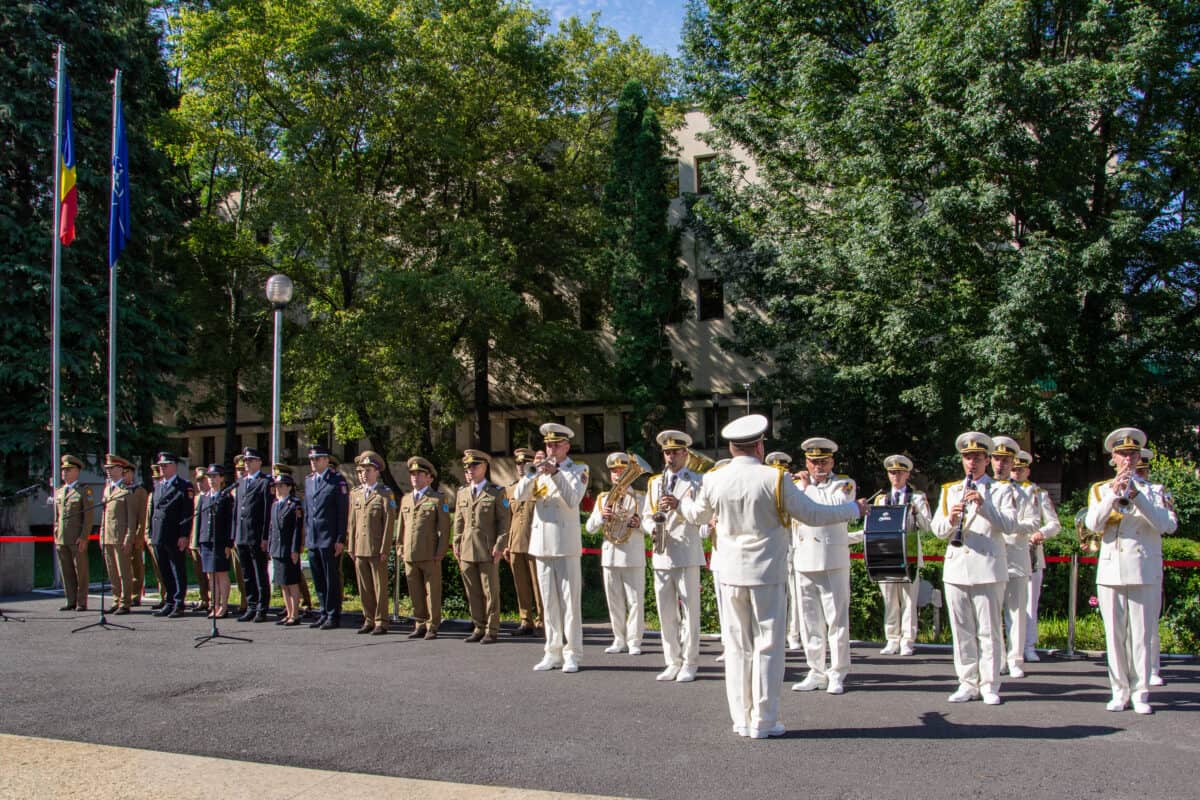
[194,615,252,648]
[72,578,133,633]
[0,608,26,623]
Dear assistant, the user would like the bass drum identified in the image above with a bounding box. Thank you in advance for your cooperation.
[863,505,918,583]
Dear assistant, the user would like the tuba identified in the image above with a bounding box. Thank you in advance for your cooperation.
[685,449,715,474]
[1075,508,1102,555]
[602,454,645,545]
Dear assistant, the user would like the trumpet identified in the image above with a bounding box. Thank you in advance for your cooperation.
[1113,469,1137,510]
[949,477,976,548]
[530,455,557,474]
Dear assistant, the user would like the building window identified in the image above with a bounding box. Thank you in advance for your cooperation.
[202,436,216,467]
[256,432,270,456]
[583,414,605,454]
[698,278,724,320]
[695,155,717,194]
[284,430,298,461]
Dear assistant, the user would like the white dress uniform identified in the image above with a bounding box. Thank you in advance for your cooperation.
[510,425,589,672]
[931,434,1016,704]
[1148,479,1176,683]
[765,453,802,650]
[791,473,860,692]
[678,416,862,739]
[643,466,706,678]
[585,487,646,654]
[1021,472,1061,658]
[1084,429,1175,712]
[875,484,932,654]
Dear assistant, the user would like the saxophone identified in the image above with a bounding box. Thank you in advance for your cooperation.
[602,455,645,546]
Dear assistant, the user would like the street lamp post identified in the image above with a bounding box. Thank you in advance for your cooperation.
[265,274,294,467]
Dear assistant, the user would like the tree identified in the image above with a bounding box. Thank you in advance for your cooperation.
[683,0,1200,489]
[602,80,688,456]
[0,0,187,485]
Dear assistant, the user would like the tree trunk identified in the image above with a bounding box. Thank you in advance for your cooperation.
[222,365,239,466]
[473,335,491,452]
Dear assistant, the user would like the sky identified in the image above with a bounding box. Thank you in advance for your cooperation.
[534,0,688,56]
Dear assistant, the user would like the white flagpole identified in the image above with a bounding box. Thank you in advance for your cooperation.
[108,69,122,454]
[51,43,65,588]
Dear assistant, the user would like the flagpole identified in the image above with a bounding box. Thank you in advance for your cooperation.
[51,43,65,588]
[108,69,122,454]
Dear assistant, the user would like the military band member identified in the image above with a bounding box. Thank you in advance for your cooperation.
[932,433,1016,705]
[304,445,349,630]
[398,456,452,639]
[505,448,543,636]
[197,465,234,618]
[875,455,932,656]
[707,458,732,663]
[766,451,802,651]
[348,452,396,634]
[1085,428,1175,714]
[585,452,646,655]
[1013,450,1061,664]
[54,455,93,612]
[235,448,273,622]
[99,455,137,614]
[990,436,1039,678]
[269,473,305,626]
[509,423,589,673]
[149,452,195,617]
[189,467,213,613]
[1138,448,1172,686]
[674,415,866,739]
[790,437,861,695]
[643,431,706,683]
[453,450,512,644]
[123,463,150,606]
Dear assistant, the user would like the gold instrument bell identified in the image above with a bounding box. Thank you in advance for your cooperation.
[1075,508,1102,555]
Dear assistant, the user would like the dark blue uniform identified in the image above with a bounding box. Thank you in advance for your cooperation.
[269,495,304,586]
[198,490,234,573]
[304,468,349,623]
[150,474,194,611]
[235,471,273,618]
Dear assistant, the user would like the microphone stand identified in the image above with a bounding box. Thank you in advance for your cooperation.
[71,488,133,634]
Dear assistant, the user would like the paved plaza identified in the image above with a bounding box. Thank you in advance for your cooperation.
[1,593,1197,800]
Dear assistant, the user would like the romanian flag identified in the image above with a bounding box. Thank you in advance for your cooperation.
[59,75,77,246]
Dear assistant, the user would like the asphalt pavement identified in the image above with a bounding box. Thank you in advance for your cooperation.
[1,593,1197,800]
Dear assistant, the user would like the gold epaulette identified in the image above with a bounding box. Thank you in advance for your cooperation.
[940,481,959,516]
[774,469,789,527]
[1090,481,1107,502]
[648,474,663,513]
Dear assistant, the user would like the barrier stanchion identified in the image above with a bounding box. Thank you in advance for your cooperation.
[1051,552,1086,660]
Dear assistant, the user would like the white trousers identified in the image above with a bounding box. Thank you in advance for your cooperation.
[602,565,645,648]
[1149,584,1162,676]
[721,581,787,733]
[711,568,726,652]
[944,581,1005,694]
[1098,583,1155,703]
[880,579,919,647]
[536,556,583,660]
[654,566,701,668]
[786,558,802,642]
[1024,568,1043,649]
[1002,575,1029,669]
[796,567,851,681]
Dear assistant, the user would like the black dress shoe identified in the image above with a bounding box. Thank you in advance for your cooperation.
[59,604,76,612]
[511,625,535,637]
[151,601,166,610]
[309,615,328,629]
[153,606,173,617]
[253,612,268,623]
[284,618,301,626]
[464,632,484,643]
[408,626,427,639]
[237,610,256,622]
[371,626,388,636]
[131,598,142,607]
[114,607,131,615]
[319,618,339,630]
[107,604,121,614]
[275,618,289,626]
[167,608,185,618]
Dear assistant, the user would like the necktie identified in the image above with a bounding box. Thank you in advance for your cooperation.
[667,474,677,495]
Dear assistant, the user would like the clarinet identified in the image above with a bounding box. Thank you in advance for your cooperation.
[949,477,976,548]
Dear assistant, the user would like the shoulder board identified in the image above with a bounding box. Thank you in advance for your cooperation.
[941,481,959,490]
[1090,480,1106,501]
[995,479,1010,485]
[379,485,393,496]
[597,491,609,504]
[836,473,850,480]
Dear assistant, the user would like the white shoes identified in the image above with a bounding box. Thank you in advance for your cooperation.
[981,692,1002,706]
[732,724,749,737]
[1106,698,1127,712]
[1133,700,1153,715]
[748,722,786,739]
[826,677,845,695]
[604,643,623,654]
[714,653,725,663]
[948,685,979,703]
[879,642,900,655]
[656,664,681,681]
[1149,674,1165,687]
[562,656,579,673]
[1023,648,1041,663]
[628,645,642,656]
[786,638,802,651]
[675,665,698,683]
[533,655,563,671]
[1008,665,1026,679]
[899,644,915,656]
[791,672,828,692]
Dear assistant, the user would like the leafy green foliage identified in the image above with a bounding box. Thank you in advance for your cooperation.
[1150,454,1200,539]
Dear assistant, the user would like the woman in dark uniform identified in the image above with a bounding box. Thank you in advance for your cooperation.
[269,473,304,625]
[197,464,234,618]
